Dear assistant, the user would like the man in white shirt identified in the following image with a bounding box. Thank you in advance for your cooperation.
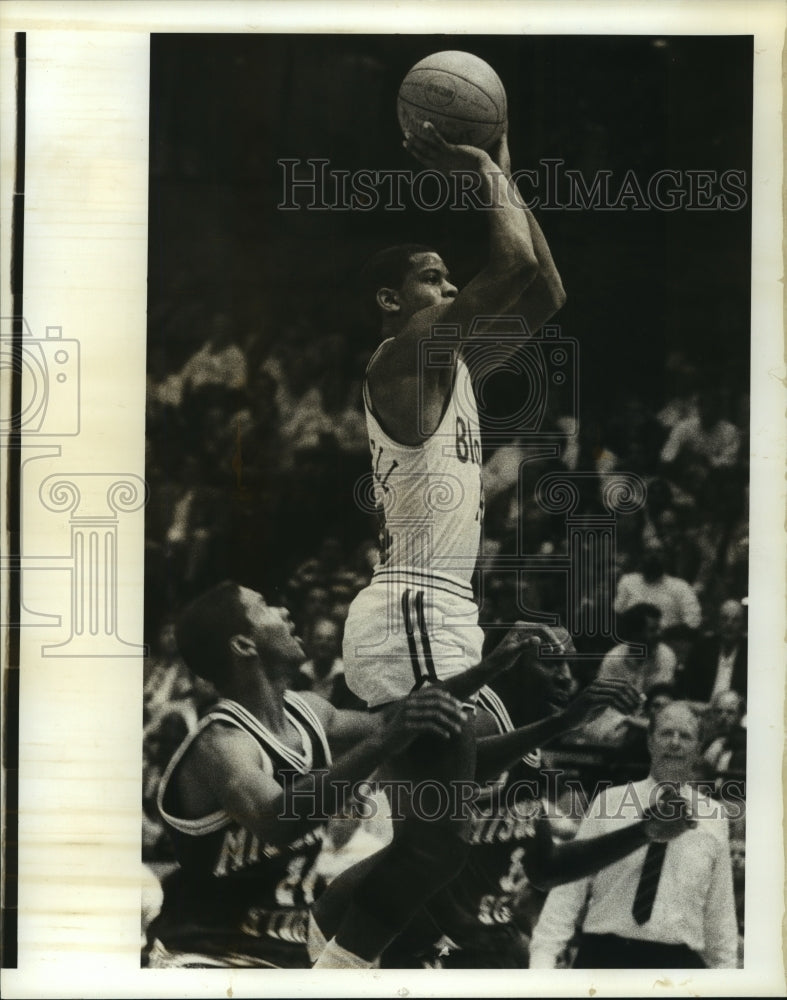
[659,387,741,471]
[614,540,702,631]
[529,701,738,969]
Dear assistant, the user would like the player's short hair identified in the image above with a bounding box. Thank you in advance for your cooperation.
[358,243,436,313]
[175,580,250,688]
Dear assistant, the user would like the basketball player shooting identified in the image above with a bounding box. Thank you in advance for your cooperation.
[311,106,566,968]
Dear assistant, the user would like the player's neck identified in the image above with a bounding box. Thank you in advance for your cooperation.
[380,315,404,339]
[226,667,289,734]
[311,656,335,679]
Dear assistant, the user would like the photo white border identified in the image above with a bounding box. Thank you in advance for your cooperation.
[0,1,784,997]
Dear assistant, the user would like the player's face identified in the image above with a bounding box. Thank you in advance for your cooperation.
[237,587,305,668]
[535,655,575,713]
[647,704,700,783]
[395,252,458,319]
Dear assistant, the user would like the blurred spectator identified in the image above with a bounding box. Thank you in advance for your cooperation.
[273,337,366,471]
[482,437,529,537]
[691,469,749,614]
[660,623,699,683]
[295,585,332,631]
[600,604,677,692]
[287,537,349,597]
[643,683,677,719]
[641,506,701,584]
[163,456,227,600]
[144,621,187,720]
[656,358,699,431]
[257,320,313,424]
[328,584,356,628]
[675,598,747,702]
[576,604,676,748]
[180,311,247,401]
[614,539,702,631]
[701,691,746,778]
[292,615,364,710]
[606,393,667,475]
[320,367,368,457]
[659,387,741,490]
[147,344,185,415]
[561,415,618,478]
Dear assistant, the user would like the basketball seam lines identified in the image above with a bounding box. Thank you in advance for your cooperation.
[398,96,505,126]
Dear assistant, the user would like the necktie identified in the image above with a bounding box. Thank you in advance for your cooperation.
[632,840,668,924]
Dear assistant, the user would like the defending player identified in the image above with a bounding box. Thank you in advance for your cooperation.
[312,121,567,967]
[313,629,696,969]
[144,580,548,968]
[146,581,463,967]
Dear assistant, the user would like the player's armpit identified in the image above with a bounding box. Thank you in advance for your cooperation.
[366,339,451,444]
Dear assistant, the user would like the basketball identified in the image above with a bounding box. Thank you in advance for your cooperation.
[397,51,507,151]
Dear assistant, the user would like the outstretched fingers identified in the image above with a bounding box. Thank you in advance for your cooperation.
[585,678,643,714]
[401,686,465,740]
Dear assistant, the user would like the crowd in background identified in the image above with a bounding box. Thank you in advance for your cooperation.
[142,306,749,958]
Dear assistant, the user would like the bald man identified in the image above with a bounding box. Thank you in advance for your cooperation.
[529,702,739,969]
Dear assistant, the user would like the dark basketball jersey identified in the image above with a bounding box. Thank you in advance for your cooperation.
[149,692,332,967]
[385,686,546,968]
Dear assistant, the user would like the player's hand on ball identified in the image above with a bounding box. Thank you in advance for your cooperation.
[383,685,465,751]
[403,119,491,174]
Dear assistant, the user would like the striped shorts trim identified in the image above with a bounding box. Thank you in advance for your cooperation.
[343,580,484,708]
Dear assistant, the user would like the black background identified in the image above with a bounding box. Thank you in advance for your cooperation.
[148,33,752,420]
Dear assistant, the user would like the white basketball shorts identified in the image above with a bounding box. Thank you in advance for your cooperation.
[342,568,484,708]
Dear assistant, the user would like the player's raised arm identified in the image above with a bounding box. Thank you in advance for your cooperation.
[403,122,540,330]
[489,128,567,334]
[474,676,642,782]
[404,121,565,334]
[523,788,697,892]
[189,687,465,849]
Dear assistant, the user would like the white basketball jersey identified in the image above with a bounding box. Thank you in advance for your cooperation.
[362,344,484,591]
